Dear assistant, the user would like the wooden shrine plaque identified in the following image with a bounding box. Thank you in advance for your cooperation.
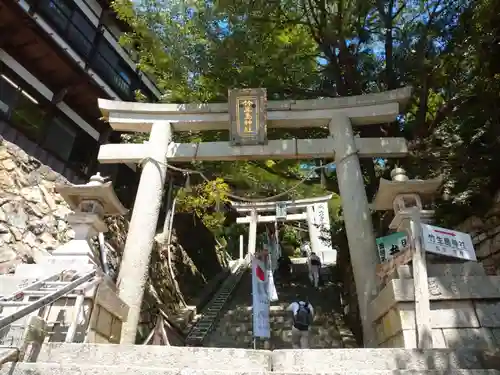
[229,88,268,146]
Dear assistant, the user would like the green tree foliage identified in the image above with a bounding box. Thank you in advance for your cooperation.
[175,177,230,235]
[111,0,500,235]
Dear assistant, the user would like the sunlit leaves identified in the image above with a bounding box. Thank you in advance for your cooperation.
[176,177,230,234]
[112,0,500,231]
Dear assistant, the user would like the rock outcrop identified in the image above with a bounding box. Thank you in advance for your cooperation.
[0,136,73,273]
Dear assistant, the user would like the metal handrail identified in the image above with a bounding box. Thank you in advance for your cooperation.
[0,270,98,330]
[0,274,61,302]
[185,259,249,345]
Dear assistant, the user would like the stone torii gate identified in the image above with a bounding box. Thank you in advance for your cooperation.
[231,194,337,265]
[96,87,412,345]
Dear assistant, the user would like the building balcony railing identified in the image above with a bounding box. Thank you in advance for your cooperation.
[33,0,150,101]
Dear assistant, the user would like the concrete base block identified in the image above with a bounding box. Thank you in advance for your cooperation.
[371,267,500,348]
[1,363,499,375]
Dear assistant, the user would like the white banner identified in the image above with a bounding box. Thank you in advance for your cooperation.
[251,256,270,338]
[262,235,279,302]
[267,257,279,302]
[265,228,279,302]
[312,202,331,233]
[307,202,336,264]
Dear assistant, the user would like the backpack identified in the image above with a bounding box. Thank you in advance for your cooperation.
[293,302,312,331]
[310,258,321,266]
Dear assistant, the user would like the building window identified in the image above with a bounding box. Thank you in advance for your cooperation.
[39,0,96,59]
[92,39,134,99]
[67,11,96,58]
[0,73,47,141]
[41,0,72,34]
[0,74,19,114]
[0,67,99,181]
[10,93,46,141]
[43,116,77,161]
[68,128,99,176]
[36,0,154,101]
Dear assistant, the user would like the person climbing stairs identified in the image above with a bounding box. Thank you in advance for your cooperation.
[204,260,357,349]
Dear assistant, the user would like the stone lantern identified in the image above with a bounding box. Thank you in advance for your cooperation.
[372,167,442,349]
[46,173,128,272]
[373,167,442,228]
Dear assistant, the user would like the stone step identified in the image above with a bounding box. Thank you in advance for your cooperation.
[37,344,271,371]
[1,363,499,375]
[272,348,500,372]
[36,344,500,371]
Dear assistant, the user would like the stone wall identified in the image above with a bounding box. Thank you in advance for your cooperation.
[455,192,500,275]
[0,136,73,274]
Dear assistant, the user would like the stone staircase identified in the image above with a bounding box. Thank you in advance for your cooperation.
[204,264,357,349]
[1,343,500,374]
[1,263,499,374]
[186,260,248,345]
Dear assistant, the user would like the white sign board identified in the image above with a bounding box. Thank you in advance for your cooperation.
[276,202,287,220]
[251,256,270,338]
[421,224,476,261]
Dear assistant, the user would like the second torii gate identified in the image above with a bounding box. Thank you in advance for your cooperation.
[232,194,337,265]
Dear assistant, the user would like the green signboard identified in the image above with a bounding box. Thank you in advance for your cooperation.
[376,231,409,263]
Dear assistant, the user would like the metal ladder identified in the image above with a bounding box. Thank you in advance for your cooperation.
[0,270,98,346]
[185,260,248,346]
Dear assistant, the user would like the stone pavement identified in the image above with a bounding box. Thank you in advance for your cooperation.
[204,264,357,349]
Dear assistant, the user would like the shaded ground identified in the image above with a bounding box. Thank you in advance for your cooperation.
[205,263,357,349]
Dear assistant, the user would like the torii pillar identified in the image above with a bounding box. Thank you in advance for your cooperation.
[330,115,378,346]
[117,122,171,344]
